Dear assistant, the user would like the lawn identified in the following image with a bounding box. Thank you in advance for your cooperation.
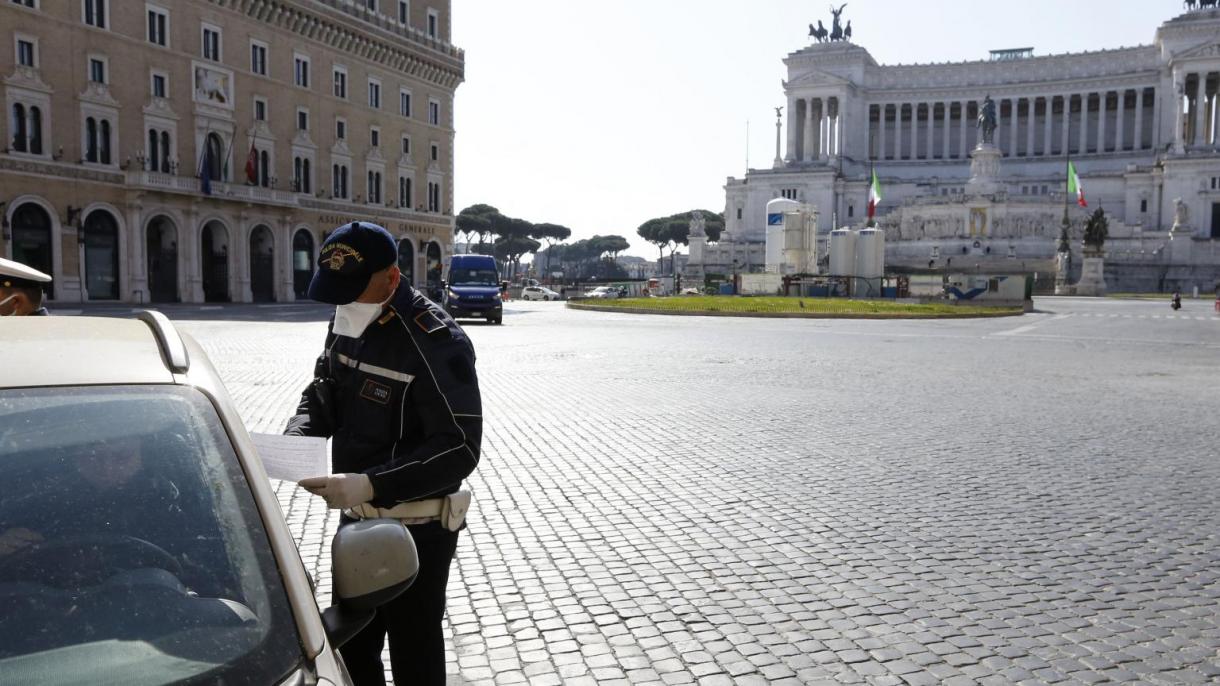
[569,296,1021,318]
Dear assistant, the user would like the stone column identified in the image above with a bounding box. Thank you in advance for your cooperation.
[1115,90,1126,151]
[1134,88,1145,150]
[834,99,845,158]
[1043,97,1054,156]
[820,100,831,161]
[1173,77,1185,152]
[1098,91,1109,153]
[1195,74,1209,147]
[1061,95,1072,156]
[910,102,920,159]
[927,103,936,160]
[804,98,817,162]
[959,101,969,155]
[1008,99,1019,157]
[878,104,888,160]
[1080,93,1091,154]
[895,104,904,160]
[786,96,798,162]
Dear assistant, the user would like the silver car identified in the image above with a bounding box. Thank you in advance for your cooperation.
[0,313,417,685]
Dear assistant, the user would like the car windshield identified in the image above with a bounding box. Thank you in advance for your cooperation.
[0,386,301,685]
[450,268,499,286]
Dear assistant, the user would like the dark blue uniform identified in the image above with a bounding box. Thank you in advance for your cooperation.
[286,282,481,685]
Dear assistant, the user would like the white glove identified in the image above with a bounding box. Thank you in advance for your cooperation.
[298,473,374,510]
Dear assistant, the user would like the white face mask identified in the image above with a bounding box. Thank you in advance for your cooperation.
[332,300,385,338]
[0,295,17,316]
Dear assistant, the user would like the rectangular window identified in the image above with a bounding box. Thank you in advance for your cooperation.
[83,0,106,28]
[430,143,438,162]
[250,42,267,76]
[254,97,267,122]
[1140,199,1148,213]
[151,71,167,98]
[427,8,438,38]
[370,128,380,148]
[399,89,412,117]
[16,39,35,67]
[12,0,37,7]
[333,66,347,99]
[368,79,381,109]
[335,119,346,140]
[401,135,410,155]
[202,26,221,61]
[398,0,409,23]
[147,6,168,47]
[297,109,309,131]
[428,99,440,126]
[89,57,106,84]
[294,54,310,88]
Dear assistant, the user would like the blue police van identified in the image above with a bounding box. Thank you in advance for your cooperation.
[442,254,503,325]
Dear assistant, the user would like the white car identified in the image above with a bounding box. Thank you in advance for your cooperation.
[583,287,620,299]
[521,286,560,301]
[2,313,419,684]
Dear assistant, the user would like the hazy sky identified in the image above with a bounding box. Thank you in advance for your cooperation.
[452,1,1173,257]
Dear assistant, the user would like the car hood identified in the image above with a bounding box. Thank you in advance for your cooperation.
[449,285,501,297]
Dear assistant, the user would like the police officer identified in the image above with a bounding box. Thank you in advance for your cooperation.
[285,222,481,686]
[0,257,52,316]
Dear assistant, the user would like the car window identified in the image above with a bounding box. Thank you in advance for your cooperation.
[0,386,301,685]
[449,268,499,286]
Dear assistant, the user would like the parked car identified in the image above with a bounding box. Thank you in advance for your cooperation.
[0,313,419,685]
[583,286,620,299]
[521,286,560,301]
[443,254,503,325]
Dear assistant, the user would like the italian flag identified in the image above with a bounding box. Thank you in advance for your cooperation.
[867,168,883,219]
[1068,161,1087,208]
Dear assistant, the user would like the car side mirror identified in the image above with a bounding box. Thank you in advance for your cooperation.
[321,519,418,649]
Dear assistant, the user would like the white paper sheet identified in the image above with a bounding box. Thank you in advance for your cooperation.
[250,433,328,482]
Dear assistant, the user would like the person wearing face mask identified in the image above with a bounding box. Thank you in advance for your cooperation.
[285,221,481,686]
[0,257,52,316]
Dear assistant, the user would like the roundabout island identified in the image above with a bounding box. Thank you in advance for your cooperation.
[566,296,1023,319]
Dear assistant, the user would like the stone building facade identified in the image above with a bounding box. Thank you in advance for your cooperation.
[726,8,1220,292]
[1,0,462,304]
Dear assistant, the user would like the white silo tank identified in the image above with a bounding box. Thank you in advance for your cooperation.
[766,198,799,273]
[855,228,884,279]
[829,229,856,276]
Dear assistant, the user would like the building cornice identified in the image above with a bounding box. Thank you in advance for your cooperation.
[207,0,465,91]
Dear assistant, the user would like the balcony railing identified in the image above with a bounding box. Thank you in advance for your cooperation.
[125,170,299,206]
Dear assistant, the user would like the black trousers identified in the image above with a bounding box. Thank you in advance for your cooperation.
[339,521,460,686]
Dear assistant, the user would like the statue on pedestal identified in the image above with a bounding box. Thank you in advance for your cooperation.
[1082,208,1109,253]
[977,95,998,145]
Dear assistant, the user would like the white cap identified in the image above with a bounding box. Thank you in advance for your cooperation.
[0,256,52,288]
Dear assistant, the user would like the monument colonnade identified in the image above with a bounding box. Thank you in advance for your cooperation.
[785,87,1186,163]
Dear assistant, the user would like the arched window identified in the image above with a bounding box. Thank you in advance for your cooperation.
[11,104,27,152]
[99,120,112,164]
[259,149,270,187]
[28,106,41,155]
[148,129,160,171]
[85,117,98,162]
[159,131,170,172]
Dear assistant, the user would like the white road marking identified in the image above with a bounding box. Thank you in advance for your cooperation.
[994,313,1071,337]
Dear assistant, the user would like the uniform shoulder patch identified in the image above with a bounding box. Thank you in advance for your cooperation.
[414,309,447,334]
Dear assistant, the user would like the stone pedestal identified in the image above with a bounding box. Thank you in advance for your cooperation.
[1074,250,1107,296]
[966,143,1003,196]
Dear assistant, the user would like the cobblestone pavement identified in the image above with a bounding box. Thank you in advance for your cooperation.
[94,296,1220,685]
